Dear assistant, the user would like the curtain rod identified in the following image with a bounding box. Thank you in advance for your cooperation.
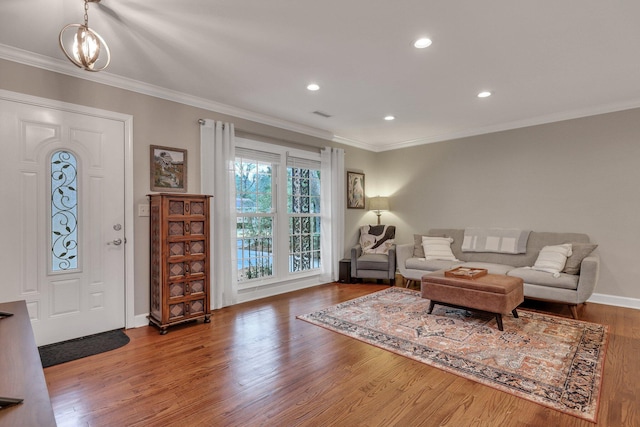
[198,119,225,130]
[235,130,323,154]
[197,119,327,154]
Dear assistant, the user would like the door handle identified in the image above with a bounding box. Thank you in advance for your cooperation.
[107,238,123,246]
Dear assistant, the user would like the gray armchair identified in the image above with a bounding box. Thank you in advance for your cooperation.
[350,225,396,285]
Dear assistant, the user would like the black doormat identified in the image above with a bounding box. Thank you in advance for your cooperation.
[38,329,130,368]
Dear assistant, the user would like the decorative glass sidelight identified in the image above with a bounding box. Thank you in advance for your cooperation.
[51,151,78,271]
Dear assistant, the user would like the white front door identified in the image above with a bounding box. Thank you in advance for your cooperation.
[0,95,126,346]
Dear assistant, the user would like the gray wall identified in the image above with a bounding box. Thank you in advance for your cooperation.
[1,58,637,309]
[378,109,640,300]
[0,59,367,316]
[344,149,379,253]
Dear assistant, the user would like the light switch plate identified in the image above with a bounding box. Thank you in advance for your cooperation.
[138,204,150,217]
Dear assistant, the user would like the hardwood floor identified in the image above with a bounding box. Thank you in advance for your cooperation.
[44,283,639,427]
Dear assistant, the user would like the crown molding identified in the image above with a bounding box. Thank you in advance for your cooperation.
[375,98,640,152]
[331,135,376,152]
[327,96,640,153]
[4,43,640,154]
[0,44,334,142]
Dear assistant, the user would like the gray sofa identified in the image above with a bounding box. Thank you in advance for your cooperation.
[396,228,599,318]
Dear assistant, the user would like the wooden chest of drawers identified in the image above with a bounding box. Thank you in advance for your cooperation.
[148,193,212,334]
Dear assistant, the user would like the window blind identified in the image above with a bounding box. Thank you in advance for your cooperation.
[235,147,281,164]
[286,155,321,171]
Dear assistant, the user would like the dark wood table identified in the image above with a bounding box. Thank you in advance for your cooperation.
[0,300,56,426]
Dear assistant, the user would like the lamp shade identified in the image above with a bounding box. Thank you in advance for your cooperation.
[369,196,390,211]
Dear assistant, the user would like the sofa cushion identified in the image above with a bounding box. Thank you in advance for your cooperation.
[413,233,447,258]
[413,234,425,258]
[422,236,459,261]
[459,262,515,276]
[406,257,462,271]
[532,244,573,275]
[508,267,579,290]
[461,227,530,254]
[563,243,598,274]
[356,253,390,270]
[427,229,591,268]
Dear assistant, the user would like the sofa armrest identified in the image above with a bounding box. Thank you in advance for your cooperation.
[396,243,414,278]
[577,255,600,303]
[351,244,362,276]
[388,245,397,275]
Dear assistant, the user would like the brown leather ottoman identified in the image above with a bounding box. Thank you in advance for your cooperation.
[421,271,524,331]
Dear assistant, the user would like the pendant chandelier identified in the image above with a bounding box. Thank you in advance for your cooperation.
[59,0,111,72]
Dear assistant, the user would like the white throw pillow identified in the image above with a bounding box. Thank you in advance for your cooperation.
[532,244,573,275]
[422,236,459,261]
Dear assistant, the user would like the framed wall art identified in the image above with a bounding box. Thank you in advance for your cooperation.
[150,145,187,192]
[347,171,365,209]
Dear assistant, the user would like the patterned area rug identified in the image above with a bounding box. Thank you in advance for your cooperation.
[298,288,608,422]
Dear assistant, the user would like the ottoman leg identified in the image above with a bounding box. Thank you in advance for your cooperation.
[495,314,504,331]
[512,308,519,318]
[428,300,435,314]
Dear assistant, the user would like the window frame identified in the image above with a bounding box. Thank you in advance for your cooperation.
[234,137,323,290]
[235,155,276,283]
[287,165,321,274]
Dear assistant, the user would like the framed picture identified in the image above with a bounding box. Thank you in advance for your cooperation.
[150,145,187,192]
[347,171,365,209]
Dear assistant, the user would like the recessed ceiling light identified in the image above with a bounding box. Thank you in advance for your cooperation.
[307,83,320,91]
[477,91,492,98]
[384,115,395,121]
[414,38,432,49]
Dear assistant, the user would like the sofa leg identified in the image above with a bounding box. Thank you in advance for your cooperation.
[405,279,418,289]
[390,279,395,286]
[569,304,579,319]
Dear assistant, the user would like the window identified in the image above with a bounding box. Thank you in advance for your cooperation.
[235,154,275,281]
[234,140,322,286]
[287,159,321,272]
[51,150,78,271]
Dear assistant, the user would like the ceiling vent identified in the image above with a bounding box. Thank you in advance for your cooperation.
[312,110,332,118]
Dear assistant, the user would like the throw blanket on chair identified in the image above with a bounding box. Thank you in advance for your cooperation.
[462,227,530,254]
[360,225,396,254]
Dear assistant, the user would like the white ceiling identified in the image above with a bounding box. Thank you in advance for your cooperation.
[2,1,640,152]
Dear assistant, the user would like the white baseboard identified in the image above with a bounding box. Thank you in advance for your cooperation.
[236,276,324,304]
[588,293,640,310]
[132,313,151,328]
